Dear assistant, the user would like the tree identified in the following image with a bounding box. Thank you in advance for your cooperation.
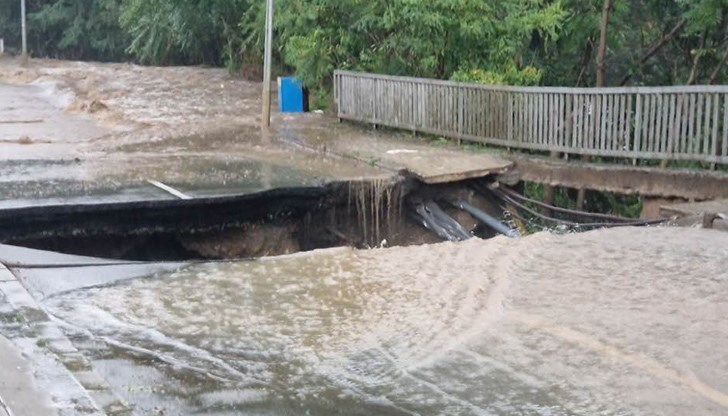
[120,0,250,66]
[28,0,128,61]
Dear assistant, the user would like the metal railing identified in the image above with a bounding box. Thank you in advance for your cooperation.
[334,70,728,164]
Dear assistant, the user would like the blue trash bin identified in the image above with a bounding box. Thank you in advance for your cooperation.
[278,77,307,113]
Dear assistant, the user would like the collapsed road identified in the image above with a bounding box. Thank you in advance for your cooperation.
[1,58,727,416]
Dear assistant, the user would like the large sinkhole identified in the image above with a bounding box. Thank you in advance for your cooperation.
[0,177,514,261]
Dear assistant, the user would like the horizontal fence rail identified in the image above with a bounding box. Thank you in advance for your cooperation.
[334,70,728,164]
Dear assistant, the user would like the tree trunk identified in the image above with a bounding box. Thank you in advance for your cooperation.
[709,46,728,84]
[595,0,612,88]
[619,19,687,86]
[575,38,594,87]
[687,52,701,85]
[577,0,612,210]
[687,35,707,85]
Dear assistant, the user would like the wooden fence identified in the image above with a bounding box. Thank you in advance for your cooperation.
[334,70,728,164]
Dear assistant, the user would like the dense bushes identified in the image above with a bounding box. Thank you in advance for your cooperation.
[0,0,127,60]
[0,0,726,88]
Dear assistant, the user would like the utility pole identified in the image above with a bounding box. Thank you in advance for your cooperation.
[20,0,27,58]
[261,0,274,128]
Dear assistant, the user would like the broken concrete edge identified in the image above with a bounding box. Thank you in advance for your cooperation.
[0,184,333,242]
[0,243,133,268]
[658,208,728,230]
[509,155,728,200]
[277,123,515,184]
[282,133,405,175]
[412,165,513,185]
[0,262,132,416]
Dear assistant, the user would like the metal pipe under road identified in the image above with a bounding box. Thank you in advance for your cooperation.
[410,201,472,242]
[453,200,520,239]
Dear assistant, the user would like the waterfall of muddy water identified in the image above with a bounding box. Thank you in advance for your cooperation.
[348,178,404,246]
[44,227,728,415]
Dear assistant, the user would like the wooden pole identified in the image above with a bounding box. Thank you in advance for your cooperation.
[261,0,274,128]
[20,0,27,57]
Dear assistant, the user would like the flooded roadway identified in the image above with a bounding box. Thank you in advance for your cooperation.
[36,227,728,415]
[0,58,509,209]
[0,78,388,208]
[3,58,728,415]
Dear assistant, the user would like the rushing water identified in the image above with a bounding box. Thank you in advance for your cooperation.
[44,227,728,415]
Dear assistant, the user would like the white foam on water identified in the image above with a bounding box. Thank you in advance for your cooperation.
[44,227,728,415]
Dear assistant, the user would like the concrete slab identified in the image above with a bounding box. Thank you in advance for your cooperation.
[13,262,187,299]
[661,198,728,217]
[0,243,186,300]
[278,114,513,183]
[512,155,728,200]
[0,244,125,268]
[660,199,728,231]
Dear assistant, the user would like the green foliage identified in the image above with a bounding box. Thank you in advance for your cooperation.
[2,0,724,88]
[524,182,643,220]
[585,192,643,218]
[0,0,21,52]
[537,0,728,86]
[451,65,542,86]
[1,0,724,219]
[119,0,249,66]
[28,0,128,61]
[0,0,127,60]
[681,0,728,35]
[272,0,565,89]
[524,182,575,211]
[284,31,335,89]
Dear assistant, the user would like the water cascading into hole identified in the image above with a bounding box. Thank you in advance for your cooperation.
[348,178,405,247]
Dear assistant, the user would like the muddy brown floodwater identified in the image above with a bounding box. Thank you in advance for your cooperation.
[2,58,727,415]
[40,227,728,415]
[0,58,390,206]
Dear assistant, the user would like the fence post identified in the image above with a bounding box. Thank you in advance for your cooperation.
[334,72,341,122]
[633,94,642,165]
[373,77,378,130]
[507,93,514,144]
[711,93,719,170]
[457,84,464,145]
[413,81,419,136]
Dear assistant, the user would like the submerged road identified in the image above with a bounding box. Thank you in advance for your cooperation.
[0,80,387,208]
[0,58,512,210]
[2,227,726,415]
